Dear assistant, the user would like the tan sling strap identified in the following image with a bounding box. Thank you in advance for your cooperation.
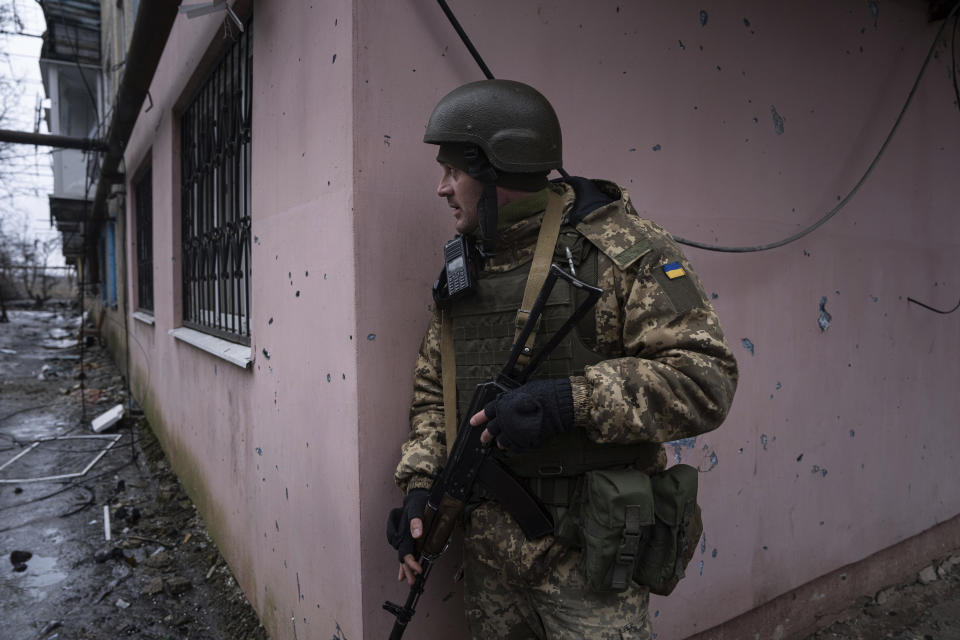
[439,190,567,455]
[513,190,566,369]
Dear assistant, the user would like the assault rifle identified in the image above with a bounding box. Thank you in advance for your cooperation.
[383,263,603,639]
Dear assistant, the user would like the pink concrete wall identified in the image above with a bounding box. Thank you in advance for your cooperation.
[123,2,363,638]
[355,1,960,638]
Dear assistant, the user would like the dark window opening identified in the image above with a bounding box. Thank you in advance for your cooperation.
[135,165,153,313]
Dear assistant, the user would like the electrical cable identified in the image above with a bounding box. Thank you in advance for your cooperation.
[672,0,960,252]
[436,0,571,180]
[437,0,960,253]
[0,408,161,515]
[952,8,960,111]
[906,295,960,314]
[436,0,494,80]
[0,452,136,515]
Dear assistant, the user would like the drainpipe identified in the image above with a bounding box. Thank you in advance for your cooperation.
[0,129,107,151]
[88,1,181,247]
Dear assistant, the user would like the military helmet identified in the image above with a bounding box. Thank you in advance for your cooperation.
[423,79,562,174]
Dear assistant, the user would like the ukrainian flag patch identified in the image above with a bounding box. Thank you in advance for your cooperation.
[663,261,686,280]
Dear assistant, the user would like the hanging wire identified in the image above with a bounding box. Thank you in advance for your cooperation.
[907,296,960,314]
[435,0,570,179]
[437,0,960,253]
[952,7,960,110]
[673,0,960,252]
[436,0,494,80]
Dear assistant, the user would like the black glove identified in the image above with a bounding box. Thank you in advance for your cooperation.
[482,378,574,451]
[385,489,429,563]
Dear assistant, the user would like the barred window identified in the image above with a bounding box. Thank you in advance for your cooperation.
[101,221,117,307]
[135,165,153,313]
[180,21,252,344]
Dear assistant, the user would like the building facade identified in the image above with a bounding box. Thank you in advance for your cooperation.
[45,1,960,638]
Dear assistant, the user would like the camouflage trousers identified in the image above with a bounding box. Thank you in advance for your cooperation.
[463,503,652,640]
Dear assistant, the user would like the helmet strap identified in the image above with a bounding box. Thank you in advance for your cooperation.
[463,145,499,256]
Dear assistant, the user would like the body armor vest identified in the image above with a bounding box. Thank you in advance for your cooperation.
[447,229,662,490]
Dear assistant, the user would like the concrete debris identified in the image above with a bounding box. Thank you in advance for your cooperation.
[166,575,193,596]
[94,547,124,563]
[10,549,32,572]
[115,598,130,609]
[92,404,125,433]
[144,550,172,569]
[917,564,939,585]
[143,576,164,595]
[874,586,896,605]
[937,554,960,579]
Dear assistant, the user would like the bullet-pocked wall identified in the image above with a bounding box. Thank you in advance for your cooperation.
[113,1,960,639]
[355,1,960,639]
[122,2,363,638]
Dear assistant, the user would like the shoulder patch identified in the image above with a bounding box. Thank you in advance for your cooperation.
[574,200,652,270]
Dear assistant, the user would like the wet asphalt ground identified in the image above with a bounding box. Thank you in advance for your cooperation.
[1,303,266,640]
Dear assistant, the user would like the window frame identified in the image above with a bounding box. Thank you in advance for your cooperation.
[178,19,253,346]
[133,160,154,314]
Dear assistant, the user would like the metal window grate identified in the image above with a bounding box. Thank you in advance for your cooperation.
[180,21,252,345]
[135,166,153,312]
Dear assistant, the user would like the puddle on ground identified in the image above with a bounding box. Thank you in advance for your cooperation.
[42,528,65,545]
[9,555,67,601]
[41,338,78,350]
[3,412,68,443]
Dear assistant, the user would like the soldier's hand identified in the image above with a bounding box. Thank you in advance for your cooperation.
[475,378,574,451]
[386,489,429,584]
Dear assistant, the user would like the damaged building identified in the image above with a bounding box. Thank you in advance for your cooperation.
[23,1,960,639]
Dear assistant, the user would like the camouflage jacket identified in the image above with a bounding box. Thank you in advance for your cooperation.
[395,179,738,495]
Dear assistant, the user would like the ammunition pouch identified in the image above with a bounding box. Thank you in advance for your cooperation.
[525,461,702,595]
[581,468,655,591]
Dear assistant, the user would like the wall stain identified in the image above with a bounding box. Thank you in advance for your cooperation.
[668,437,697,464]
[770,105,785,135]
[699,448,719,472]
[699,10,708,26]
[818,296,832,332]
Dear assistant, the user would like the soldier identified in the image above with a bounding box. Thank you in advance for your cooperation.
[388,79,738,639]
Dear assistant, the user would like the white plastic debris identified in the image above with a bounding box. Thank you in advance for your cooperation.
[104,505,111,541]
[91,404,125,433]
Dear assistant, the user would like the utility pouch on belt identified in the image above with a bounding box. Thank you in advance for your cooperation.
[580,468,655,591]
[579,464,702,595]
[634,464,702,596]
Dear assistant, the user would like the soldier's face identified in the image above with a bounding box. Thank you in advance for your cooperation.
[437,163,483,234]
